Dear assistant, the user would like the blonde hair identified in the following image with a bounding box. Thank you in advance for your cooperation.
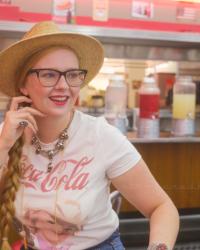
[0,136,24,250]
[0,45,76,249]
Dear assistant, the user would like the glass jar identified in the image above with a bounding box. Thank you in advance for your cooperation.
[104,75,128,134]
[138,76,160,138]
[105,75,127,116]
[172,76,196,136]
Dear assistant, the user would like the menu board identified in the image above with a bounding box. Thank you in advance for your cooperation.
[0,0,11,4]
[93,0,109,22]
[132,0,154,19]
[176,6,196,20]
[52,0,75,23]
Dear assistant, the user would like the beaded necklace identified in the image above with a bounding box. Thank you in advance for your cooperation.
[31,110,74,173]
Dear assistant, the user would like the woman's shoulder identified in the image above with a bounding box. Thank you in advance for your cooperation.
[76,110,127,142]
[74,110,116,143]
[75,110,108,129]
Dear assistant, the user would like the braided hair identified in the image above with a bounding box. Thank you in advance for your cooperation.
[0,136,24,249]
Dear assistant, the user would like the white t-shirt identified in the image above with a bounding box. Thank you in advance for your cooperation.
[2,110,141,250]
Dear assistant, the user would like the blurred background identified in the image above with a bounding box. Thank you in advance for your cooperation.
[1,0,200,249]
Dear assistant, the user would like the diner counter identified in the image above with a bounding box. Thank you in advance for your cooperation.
[127,132,200,144]
[119,132,200,214]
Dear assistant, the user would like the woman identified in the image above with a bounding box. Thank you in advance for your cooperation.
[0,21,179,250]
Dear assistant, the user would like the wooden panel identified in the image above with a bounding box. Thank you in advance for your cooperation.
[120,143,200,212]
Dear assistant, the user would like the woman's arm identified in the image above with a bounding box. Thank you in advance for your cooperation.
[111,158,179,250]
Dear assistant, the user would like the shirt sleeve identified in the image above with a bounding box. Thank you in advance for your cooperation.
[97,117,141,179]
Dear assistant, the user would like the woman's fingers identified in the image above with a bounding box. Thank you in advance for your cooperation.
[9,96,32,111]
[7,110,38,133]
[17,112,39,131]
[11,99,46,133]
[17,108,47,133]
[5,114,36,134]
[0,96,47,149]
[17,106,46,117]
[17,119,37,134]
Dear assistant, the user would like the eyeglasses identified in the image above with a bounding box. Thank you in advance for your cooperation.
[27,68,88,87]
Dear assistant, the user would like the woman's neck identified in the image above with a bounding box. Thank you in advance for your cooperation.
[35,111,74,143]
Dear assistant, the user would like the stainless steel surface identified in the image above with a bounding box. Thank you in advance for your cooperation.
[2,21,200,60]
[127,133,200,144]
[128,134,200,144]
[131,108,200,142]
[1,21,200,46]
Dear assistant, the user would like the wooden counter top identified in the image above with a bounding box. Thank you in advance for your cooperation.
[127,131,200,144]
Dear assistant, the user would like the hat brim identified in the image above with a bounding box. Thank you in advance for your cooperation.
[0,32,104,97]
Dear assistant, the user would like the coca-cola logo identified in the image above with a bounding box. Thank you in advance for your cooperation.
[20,155,92,192]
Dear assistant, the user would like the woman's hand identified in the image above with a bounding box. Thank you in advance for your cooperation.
[0,96,45,150]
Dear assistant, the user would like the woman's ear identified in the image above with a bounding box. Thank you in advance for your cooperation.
[19,87,28,96]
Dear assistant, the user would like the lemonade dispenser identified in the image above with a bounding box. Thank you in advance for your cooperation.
[172,76,196,136]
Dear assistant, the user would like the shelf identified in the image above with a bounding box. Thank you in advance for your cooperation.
[1,20,200,60]
[127,131,200,144]
[1,20,200,47]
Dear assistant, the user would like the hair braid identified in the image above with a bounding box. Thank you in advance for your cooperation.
[0,135,24,250]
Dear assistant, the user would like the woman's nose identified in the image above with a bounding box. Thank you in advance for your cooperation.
[55,75,69,89]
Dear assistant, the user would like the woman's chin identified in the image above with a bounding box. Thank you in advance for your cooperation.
[42,107,71,117]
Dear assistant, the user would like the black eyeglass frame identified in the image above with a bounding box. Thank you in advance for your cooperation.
[27,68,88,87]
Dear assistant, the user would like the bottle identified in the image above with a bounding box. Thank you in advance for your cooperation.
[104,75,128,134]
[138,76,160,138]
[172,76,196,136]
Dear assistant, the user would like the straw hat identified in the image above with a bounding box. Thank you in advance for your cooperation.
[0,21,104,97]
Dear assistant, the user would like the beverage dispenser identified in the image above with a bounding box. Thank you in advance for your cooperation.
[138,76,160,138]
[172,76,196,136]
[104,75,127,133]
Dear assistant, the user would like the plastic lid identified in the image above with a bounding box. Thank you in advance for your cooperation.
[143,76,155,84]
[110,75,124,81]
[176,75,193,84]
[109,75,125,87]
